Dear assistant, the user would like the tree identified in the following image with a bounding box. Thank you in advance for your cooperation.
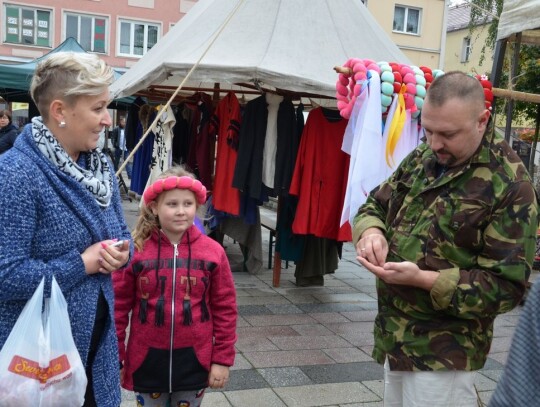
[468,0,540,123]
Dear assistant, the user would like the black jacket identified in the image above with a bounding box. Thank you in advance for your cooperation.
[0,124,19,154]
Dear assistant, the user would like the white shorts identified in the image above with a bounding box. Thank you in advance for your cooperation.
[383,358,478,407]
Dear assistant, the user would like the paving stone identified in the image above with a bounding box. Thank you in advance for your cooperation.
[482,357,505,370]
[478,369,503,383]
[266,303,305,314]
[231,353,253,370]
[339,310,378,322]
[243,349,335,368]
[358,302,379,311]
[244,314,317,326]
[236,315,250,327]
[242,287,282,296]
[281,294,322,304]
[201,391,232,406]
[274,382,379,407]
[340,329,375,350]
[489,336,514,353]
[238,304,272,316]
[291,323,336,337]
[237,325,301,338]
[361,379,384,398]
[258,367,313,387]
[313,292,375,303]
[486,352,509,365]
[223,388,286,407]
[324,321,375,336]
[323,347,374,363]
[268,335,352,350]
[308,312,351,324]
[236,336,280,352]
[474,371,498,391]
[237,295,291,306]
[478,390,494,406]
[297,303,368,313]
[301,361,384,383]
[221,368,270,391]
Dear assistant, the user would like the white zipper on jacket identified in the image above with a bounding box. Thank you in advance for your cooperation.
[169,243,179,393]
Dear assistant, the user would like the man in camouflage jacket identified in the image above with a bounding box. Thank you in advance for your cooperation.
[353,72,539,405]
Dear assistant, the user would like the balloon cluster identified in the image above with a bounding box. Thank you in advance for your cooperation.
[336,59,494,120]
[335,58,379,119]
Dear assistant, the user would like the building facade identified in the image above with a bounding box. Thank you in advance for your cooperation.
[0,0,197,70]
[444,2,492,74]
[362,0,448,69]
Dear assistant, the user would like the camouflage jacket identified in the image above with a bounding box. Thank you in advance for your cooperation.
[352,132,539,372]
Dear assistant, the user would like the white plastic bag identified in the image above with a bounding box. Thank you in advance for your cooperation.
[0,277,87,406]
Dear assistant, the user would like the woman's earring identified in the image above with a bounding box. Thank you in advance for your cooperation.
[59,121,66,128]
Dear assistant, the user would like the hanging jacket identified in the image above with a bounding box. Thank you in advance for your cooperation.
[113,226,237,393]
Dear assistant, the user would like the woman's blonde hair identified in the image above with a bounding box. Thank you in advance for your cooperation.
[30,52,114,121]
[132,165,205,251]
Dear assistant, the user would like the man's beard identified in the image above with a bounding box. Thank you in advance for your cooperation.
[434,149,457,167]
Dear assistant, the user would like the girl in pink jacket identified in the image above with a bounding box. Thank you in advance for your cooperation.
[113,166,237,407]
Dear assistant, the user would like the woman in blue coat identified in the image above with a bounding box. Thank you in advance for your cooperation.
[0,52,132,406]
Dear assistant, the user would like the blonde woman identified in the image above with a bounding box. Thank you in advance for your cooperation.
[0,52,132,406]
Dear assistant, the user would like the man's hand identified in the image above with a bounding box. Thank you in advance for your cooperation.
[358,258,439,291]
[356,227,388,266]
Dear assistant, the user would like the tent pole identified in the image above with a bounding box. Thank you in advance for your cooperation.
[504,32,521,143]
[272,196,282,287]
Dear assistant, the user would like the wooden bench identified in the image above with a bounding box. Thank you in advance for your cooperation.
[260,213,277,269]
[260,213,289,270]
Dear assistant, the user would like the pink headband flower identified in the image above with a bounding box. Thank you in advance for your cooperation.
[143,176,207,205]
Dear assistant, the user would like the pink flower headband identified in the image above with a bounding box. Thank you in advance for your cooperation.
[143,176,207,205]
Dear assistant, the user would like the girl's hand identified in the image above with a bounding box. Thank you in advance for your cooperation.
[208,364,230,389]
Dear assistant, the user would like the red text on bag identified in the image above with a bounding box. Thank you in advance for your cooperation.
[8,354,71,383]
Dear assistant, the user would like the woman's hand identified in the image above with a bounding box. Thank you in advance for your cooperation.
[208,364,230,389]
[82,240,130,275]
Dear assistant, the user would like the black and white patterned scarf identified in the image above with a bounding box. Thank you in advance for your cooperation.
[31,116,113,208]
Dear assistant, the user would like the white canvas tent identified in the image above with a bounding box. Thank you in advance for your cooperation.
[110,0,411,101]
[496,0,540,42]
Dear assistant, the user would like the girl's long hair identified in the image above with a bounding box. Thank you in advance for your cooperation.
[132,165,204,251]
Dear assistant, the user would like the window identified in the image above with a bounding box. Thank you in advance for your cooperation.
[393,5,421,35]
[65,13,107,53]
[461,37,471,63]
[4,4,51,47]
[118,20,159,57]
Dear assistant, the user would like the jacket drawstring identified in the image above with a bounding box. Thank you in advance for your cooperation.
[183,232,193,326]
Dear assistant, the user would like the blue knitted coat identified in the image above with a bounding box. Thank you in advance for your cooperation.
[0,125,132,406]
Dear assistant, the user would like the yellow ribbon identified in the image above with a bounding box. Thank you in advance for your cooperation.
[385,84,407,168]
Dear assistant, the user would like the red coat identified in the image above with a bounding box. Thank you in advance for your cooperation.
[289,107,352,241]
[210,91,242,215]
[113,226,237,393]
